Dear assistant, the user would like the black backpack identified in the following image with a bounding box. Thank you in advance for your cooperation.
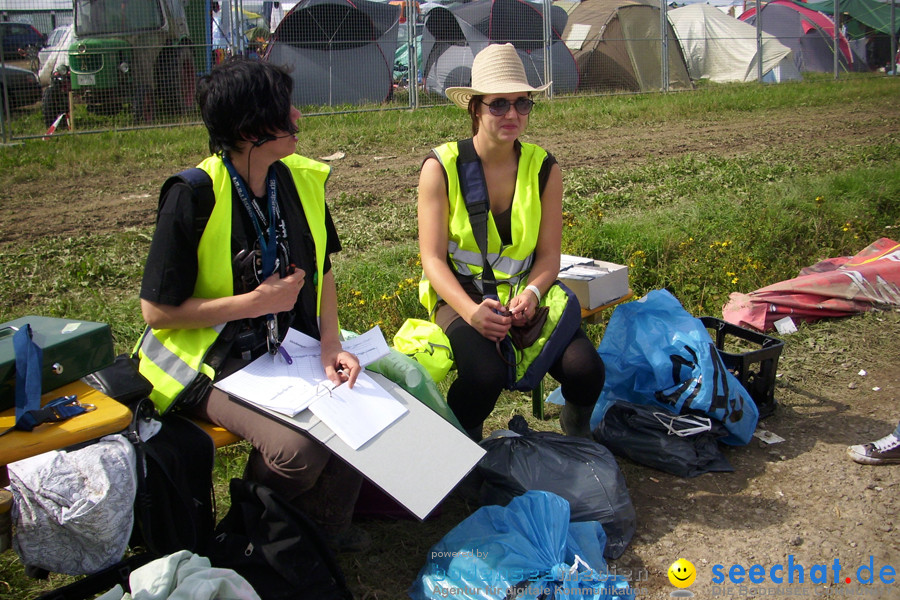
[207,478,354,600]
[127,397,217,557]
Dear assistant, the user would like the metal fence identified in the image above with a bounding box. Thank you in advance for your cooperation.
[1,0,897,143]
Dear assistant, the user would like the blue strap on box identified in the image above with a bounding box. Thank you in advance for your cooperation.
[13,324,42,422]
[12,324,90,432]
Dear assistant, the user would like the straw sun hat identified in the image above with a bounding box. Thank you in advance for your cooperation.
[445,43,552,110]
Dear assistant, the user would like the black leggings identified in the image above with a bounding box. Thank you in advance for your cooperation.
[445,320,605,430]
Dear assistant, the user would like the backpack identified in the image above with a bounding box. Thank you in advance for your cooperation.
[127,397,217,557]
[158,167,215,236]
[207,478,354,600]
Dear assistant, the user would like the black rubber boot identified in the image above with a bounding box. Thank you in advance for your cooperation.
[560,403,594,439]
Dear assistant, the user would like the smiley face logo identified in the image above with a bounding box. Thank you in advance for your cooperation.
[667,558,697,588]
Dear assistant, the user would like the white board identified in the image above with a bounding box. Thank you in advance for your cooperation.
[231,371,484,520]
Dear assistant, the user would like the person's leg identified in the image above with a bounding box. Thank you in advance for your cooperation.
[547,329,605,438]
[445,318,509,441]
[847,419,900,465]
[193,359,366,549]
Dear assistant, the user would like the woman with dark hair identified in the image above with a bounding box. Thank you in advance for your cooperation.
[417,44,605,441]
[137,58,368,552]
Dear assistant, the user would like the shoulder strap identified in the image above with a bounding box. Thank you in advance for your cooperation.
[158,167,215,240]
[456,138,499,300]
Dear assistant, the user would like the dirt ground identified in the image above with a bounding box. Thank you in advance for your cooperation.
[3,101,899,599]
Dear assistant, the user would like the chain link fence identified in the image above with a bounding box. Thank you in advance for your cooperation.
[1,0,897,143]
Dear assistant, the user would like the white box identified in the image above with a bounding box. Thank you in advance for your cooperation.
[558,254,630,310]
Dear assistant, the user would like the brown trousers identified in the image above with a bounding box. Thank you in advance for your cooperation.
[191,358,363,536]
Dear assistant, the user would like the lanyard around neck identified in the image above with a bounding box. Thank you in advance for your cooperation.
[223,155,279,279]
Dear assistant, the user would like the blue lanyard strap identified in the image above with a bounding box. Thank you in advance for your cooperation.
[222,155,279,279]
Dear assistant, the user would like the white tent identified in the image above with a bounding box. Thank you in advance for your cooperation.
[669,4,801,83]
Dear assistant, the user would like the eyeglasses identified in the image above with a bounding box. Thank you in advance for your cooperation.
[481,97,535,117]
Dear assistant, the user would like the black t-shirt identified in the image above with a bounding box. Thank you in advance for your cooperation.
[141,160,341,342]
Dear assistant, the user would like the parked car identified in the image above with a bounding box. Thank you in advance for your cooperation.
[38,24,73,86]
[0,64,42,117]
[0,22,46,60]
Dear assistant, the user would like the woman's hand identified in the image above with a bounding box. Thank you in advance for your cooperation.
[141,268,307,331]
[321,343,360,389]
[508,289,539,324]
[251,269,305,317]
[468,298,513,342]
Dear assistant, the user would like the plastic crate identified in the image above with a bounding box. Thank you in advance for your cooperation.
[700,317,784,419]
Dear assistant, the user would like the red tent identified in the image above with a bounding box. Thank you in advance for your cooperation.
[741,0,853,68]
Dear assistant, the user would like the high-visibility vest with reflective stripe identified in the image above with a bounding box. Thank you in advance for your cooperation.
[138,153,330,413]
[419,141,546,315]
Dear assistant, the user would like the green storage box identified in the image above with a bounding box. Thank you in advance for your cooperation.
[0,316,116,412]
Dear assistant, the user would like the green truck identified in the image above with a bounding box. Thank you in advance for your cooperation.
[66,0,211,121]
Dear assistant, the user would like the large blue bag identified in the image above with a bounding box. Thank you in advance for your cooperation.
[408,491,633,600]
[592,289,758,445]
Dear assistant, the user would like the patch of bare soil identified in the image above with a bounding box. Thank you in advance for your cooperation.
[1,104,897,250]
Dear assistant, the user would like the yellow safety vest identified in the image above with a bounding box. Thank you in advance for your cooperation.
[137,154,330,413]
[418,140,546,315]
[417,141,577,389]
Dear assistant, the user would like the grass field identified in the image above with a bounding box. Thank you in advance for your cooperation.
[1,73,899,599]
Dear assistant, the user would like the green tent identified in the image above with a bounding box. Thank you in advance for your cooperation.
[800,0,899,37]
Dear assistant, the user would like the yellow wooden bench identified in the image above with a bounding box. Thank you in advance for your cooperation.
[190,419,242,449]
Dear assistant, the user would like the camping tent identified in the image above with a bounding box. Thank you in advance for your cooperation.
[740,0,854,72]
[267,0,401,106]
[801,0,900,38]
[801,0,900,70]
[559,0,693,93]
[421,0,579,98]
[670,4,801,83]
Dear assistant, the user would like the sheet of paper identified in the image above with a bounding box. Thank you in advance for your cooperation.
[214,353,317,416]
[560,254,595,270]
[308,371,407,450]
[213,325,394,424]
[280,326,390,367]
[341,325,391,367]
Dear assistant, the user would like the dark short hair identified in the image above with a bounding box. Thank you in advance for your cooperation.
[196,58,297,155]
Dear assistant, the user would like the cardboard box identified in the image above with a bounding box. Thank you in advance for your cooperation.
[558,254,630,310]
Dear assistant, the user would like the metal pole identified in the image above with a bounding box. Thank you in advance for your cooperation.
[756,0,763,81]
[238,0,246,56]
[892,0,897,76]
[833,0,840,79]
[660,0,669,91]
[407,0,419,109]
[0,28,7,144]
[543,0,553,97]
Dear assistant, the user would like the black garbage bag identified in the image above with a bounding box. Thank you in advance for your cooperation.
[476,416,636,559]
[594,401,733,478]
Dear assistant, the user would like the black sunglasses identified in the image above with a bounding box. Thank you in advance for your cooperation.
[481,97,535,117]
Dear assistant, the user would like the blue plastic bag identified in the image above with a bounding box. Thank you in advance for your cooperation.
[592,289,759,445]
[408,491,633,600]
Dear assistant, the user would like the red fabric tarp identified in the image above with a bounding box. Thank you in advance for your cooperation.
[722,238,900,332]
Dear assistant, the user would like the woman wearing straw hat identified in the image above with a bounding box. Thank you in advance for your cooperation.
[417,43,604,441]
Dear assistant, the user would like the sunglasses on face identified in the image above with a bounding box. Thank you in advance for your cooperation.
[481,97,535,117]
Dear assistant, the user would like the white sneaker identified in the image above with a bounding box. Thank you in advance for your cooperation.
[847,432,900,465]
